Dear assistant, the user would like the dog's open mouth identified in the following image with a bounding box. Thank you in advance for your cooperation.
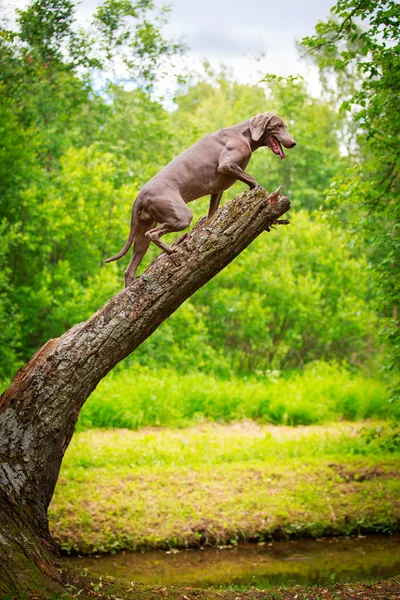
[268,135,285,160]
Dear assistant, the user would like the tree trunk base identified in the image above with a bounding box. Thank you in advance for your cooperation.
[0,504,63,595]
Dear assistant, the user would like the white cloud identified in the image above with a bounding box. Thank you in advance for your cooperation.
[4,0,333,96]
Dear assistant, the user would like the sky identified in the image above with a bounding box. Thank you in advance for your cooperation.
[4,0,335,93]
[162,0,334,88]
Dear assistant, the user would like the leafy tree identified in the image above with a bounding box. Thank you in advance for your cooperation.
[93,0,184,85]
[301,0,400,395]
[0,0,182,376]
[133,211,379,374]
[0,222,22,380]
[99,85,177,186]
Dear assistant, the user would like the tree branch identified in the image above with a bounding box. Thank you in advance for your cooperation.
[299,0,368,60]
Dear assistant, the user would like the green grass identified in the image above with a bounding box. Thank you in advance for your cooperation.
[77,362,396,431]
[50,421,400,554]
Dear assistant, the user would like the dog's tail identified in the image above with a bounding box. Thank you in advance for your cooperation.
[104,202,139,264]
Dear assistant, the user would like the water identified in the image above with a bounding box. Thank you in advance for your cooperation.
[69,534,400,588]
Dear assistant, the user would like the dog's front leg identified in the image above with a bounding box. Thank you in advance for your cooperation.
[208,192,223,220]
[217,163,258,189]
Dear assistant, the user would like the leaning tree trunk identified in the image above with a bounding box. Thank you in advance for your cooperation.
[0,186,290,594]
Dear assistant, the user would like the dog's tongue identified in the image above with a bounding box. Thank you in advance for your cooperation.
[278,143,285,160]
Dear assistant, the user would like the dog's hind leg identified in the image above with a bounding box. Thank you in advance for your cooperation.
[145,200,193,255]
[124,219,155,287]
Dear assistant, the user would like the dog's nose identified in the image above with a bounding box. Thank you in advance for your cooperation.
[290,140,296,148]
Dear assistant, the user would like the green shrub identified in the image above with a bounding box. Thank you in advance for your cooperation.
[77,361,397,431]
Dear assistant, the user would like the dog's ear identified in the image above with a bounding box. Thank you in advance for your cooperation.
[249,112,275,142]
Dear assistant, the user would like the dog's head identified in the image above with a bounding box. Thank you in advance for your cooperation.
[249,112,296,159]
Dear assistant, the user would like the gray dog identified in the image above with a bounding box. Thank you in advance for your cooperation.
[105,112,296,286]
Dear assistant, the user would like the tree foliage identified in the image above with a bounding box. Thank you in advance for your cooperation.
[0,0,180,370]
[301,0,400,395]
[135,211,378,375]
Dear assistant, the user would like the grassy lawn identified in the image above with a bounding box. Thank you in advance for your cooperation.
[50,421,400,554]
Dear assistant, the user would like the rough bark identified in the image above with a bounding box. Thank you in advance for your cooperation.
[0,185,290,594]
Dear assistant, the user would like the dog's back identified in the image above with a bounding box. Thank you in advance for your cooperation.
[144,123,252,202]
